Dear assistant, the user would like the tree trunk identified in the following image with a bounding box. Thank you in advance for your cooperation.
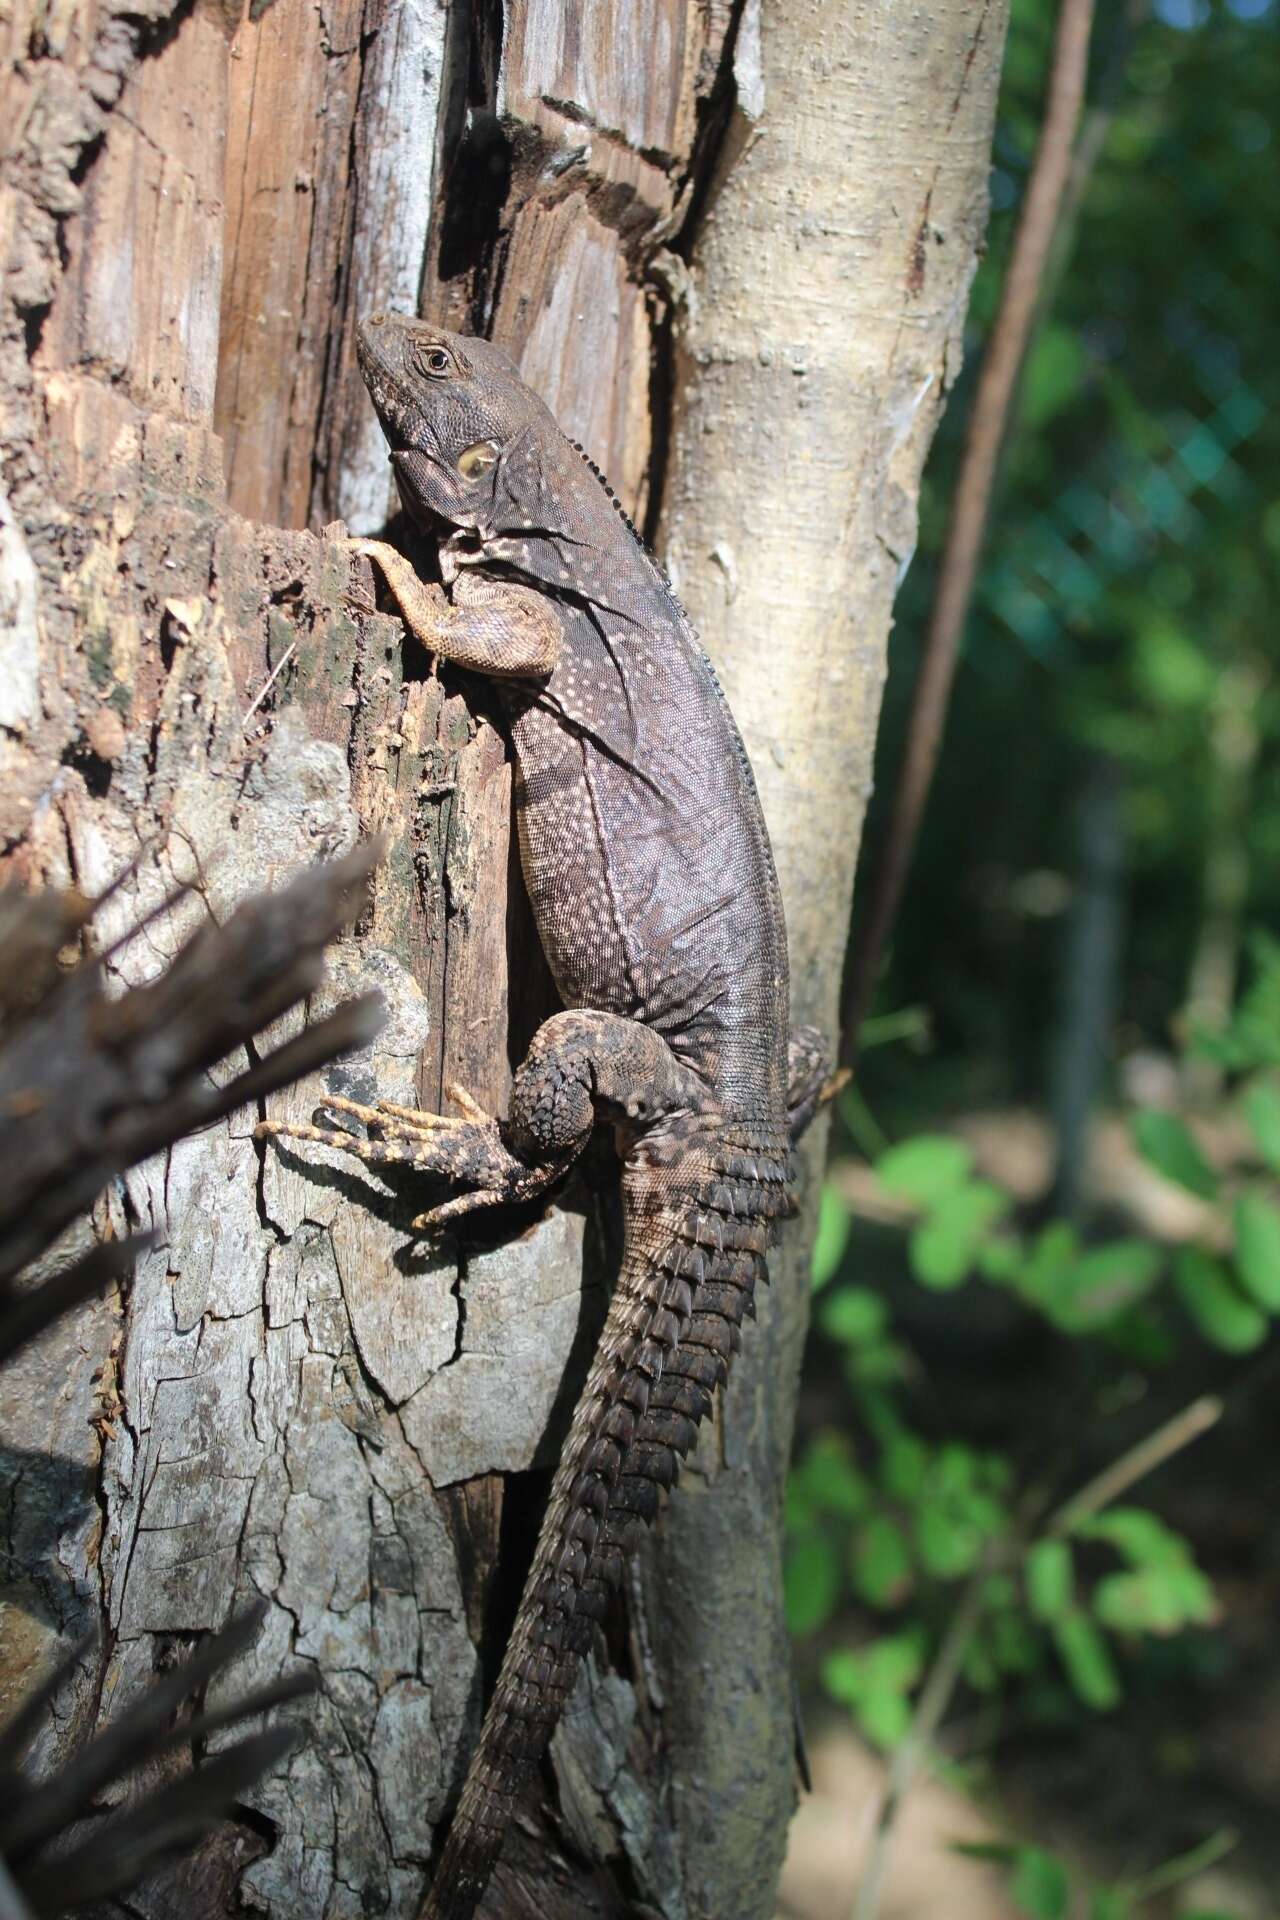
[0,3,1007,1917]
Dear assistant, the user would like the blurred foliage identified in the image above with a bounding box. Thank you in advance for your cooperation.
[954,1828,1239,1919]
[790,936,1280,1754]
[790,0,1280,1901]
[859,0,1280,1121]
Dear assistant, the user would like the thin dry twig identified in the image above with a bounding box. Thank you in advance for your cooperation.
[841,0,1098,1062]
[241,639,298,730]
[1044,1394,1221,1538]
[851,1550,993,1920]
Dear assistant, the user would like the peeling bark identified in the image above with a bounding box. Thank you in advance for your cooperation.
[0,2,1006,1916]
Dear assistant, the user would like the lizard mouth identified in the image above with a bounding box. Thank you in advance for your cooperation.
[355,327,425,452]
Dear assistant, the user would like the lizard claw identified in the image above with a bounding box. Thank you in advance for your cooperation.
[411,1188,508,1234]
[342,538,387,616]
[442,1081,495,1126]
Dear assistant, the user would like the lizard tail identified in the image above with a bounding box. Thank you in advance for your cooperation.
[418,1127,792,1920]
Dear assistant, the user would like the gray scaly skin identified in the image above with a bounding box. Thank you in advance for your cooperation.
[258,313,830,1919]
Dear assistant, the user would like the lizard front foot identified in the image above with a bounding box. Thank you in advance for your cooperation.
[255,1084,568,1233]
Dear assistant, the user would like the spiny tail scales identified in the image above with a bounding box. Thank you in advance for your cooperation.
[421,1124,792,1920]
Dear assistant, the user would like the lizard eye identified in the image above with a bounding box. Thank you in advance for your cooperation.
[414,343,453,378]
[458,441,499,479]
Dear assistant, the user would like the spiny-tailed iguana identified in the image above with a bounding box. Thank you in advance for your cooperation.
[258,312,830,1919]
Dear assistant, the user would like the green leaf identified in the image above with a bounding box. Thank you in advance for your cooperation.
[1053,1610,1121,1710]
[1133,619,1214,711]
[1092,1564,1216,1635]
[820,1285,887,1345]
[934,1442,978,1494]
[1052,1240,1163,1331]
[1166,1562,1218,1625]
[876,1135,974,1206]
[1234,933,1280,1065]
[880,1431,929,1500]
[961,1488,1009,1537]
[1022,323,1087,431]
[1132,1110,1217,1199]
[824,1643,919,1749]
[1026,1539,1074,1622]
[1189,1024,1251,1071]
[1174,1246,1268,1352]
[1243,1078,1280,1174]
[951,1840,1019,1866]
[1233,1191,1280,1311]
[910,1182,1009,1290]
[916,1500,983,1579]
[1102,1304,1176,1368]
[1220,1020,1280,1072]
[1075,1507,1187,1567]
[1011,1846,1071,1919]
[990,1608,1039,1676]
[977,1234,1023,1282]
[1017,1222,1081,1313]
[863,1629,926,1693]
[856,1686,912,1750]
[784,1534,840,1637]
[820,1647,865,1706]
[784,1483,816,1533]
[843,1336,905,1391]
[796,1434,872,1518]
[1089,1889,1132,1920]
[983,1451,1014,1493]
[852,1515,912,1608]
[1092,1570,1182,1635]
[811,1183,852,1290]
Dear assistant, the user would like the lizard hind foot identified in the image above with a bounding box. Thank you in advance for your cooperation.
[255,1085,569,1230]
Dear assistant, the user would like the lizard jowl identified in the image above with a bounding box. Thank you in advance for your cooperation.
[258,313,828,1920]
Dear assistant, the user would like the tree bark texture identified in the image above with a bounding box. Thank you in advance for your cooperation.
[0,4,1006,1918]
[653,10,1010,1910]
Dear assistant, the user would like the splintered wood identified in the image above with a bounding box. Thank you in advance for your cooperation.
[0,1,728,1914]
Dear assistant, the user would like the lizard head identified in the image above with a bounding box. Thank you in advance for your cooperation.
[356,312,555,537]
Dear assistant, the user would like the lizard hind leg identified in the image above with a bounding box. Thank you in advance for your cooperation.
[417,1012,724,1919]
[254,1012,703,1238]
[786,1022,847,1143]
[254,1084,567,1232]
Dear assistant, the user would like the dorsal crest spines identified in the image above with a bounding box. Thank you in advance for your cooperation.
[564,436,687,613]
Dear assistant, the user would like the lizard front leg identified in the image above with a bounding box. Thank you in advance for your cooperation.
[353,540,562,677]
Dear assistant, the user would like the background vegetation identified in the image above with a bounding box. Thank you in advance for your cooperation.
[785,1,1280,1913]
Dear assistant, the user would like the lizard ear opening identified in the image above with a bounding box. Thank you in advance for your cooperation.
[457,441,499,479]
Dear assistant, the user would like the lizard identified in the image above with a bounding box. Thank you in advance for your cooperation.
[257,311,832,1920]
